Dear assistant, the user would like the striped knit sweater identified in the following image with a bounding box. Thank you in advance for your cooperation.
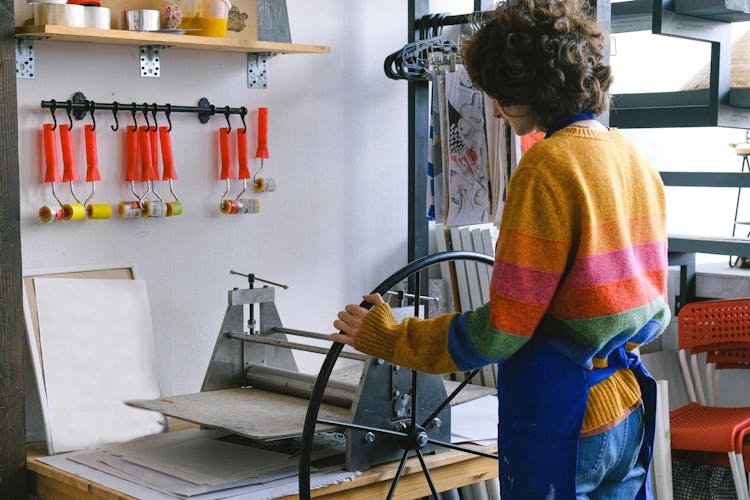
[355,127,671,434]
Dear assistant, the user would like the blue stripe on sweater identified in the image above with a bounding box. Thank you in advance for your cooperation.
[447,311,494,371]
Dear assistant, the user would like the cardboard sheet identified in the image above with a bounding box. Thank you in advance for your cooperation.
[34,278,164,453]
[450,395,498,445]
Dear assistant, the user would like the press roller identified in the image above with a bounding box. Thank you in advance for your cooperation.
[127,270,494,471]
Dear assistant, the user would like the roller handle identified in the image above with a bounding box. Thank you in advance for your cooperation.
[237,129,251,180]
[219,127,235,180]
[255,107,269,159]
[139,126,158,181]
[43,123,61,183]
[84,124,101,182]
[125,127,139,181]
[149,128,160,179]
[59,124,79,182]
[159,126,178,180]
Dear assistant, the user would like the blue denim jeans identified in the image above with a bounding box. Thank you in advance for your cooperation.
[576,405,647,499]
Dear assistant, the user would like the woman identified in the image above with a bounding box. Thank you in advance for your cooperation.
[333,0,670,497]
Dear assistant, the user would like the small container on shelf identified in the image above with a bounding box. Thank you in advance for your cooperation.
[170,0,231,37]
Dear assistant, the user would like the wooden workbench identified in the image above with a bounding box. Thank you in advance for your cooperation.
[27,444,498,499]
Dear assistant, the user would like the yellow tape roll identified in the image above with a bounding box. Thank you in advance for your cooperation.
[38,205,63,223]
[118,201,143,218]
[62,203,86,221]
[220,199,238,215]
[86,204,112,220]
[166,201,183,216]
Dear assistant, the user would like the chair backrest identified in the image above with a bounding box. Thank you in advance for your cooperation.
[678,298,750,350]
[677,299,750,405]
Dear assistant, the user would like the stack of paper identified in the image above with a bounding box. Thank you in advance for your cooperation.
[38,428,354,499]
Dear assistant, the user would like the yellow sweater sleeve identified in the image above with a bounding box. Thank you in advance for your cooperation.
[353,303,460,374]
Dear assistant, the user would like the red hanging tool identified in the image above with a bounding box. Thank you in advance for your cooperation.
[38,123,64,223]
[219,127,239,214]
[141,125,167,217]
[59,123,86,220]
[159,126,183,216]
[231,127,260,214]
[83,123,112,220]
[119,126,144,218]
[253,107,276,193]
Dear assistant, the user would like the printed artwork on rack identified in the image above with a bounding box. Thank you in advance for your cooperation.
[442,67,490,226]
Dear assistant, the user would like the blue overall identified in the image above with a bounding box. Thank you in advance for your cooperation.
[496,332,657,499]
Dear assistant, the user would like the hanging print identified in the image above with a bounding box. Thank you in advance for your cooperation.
[442,66,490,226]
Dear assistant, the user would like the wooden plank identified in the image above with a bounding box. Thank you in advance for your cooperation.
[15,25,330,54]
[0,0,27,495]
[27,443,497,500]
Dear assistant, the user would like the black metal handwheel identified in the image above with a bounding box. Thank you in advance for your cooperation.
[299,251,498,499]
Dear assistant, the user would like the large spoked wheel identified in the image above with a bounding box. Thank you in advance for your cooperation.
[299,251,498,499]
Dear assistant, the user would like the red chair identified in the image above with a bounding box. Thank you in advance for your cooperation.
[671,299,750,500]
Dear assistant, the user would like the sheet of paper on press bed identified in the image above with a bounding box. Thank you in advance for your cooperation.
[99,428,298,485]
[33,278,164,453]
[450,395,498,445]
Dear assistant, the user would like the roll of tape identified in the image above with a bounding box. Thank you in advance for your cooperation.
[166,201,183,216]
[143,200,167,217]
[123,9,160,31]
[220,199,238,215]
[39,205,64,223]
[254,177,277,193]
[86,203,112,219]
[62,203,86,220]
[84,6,111,29]
[34,3,86,26]
[118,201,143,218]
[237,198,261,214]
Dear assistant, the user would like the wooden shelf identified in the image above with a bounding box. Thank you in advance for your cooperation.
[15,25,330,55]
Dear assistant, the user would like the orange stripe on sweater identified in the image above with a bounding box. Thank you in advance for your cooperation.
[489,292,544,337]
[550,269,667,319]
[495,229,570,272]
[579,213,666,257]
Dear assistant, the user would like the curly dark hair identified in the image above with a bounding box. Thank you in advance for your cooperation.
[462,0,612,131]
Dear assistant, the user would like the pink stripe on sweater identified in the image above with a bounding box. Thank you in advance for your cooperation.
[562,241,667,290]
[490,259,561,305]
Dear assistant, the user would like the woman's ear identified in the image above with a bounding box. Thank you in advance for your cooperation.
[492,99,503,118]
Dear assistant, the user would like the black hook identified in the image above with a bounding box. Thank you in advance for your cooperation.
[224,106,232,132]
[130,102,138,132]
[65,100,74,130]
[111,102,119,131]
[151,103,159,132]
[240,106,247,133]
[88,100,97,131]
[142,102,150,131]
[165,103,173,132]
[49,99,58,130]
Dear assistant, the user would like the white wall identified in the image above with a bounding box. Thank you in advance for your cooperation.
[15,1,410,395]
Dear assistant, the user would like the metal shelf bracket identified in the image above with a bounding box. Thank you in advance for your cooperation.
[15,39,35,79]
[140,45,167,78]
[247,52,278,89]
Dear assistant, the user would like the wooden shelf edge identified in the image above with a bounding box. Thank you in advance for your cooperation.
[15,25,330,55]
